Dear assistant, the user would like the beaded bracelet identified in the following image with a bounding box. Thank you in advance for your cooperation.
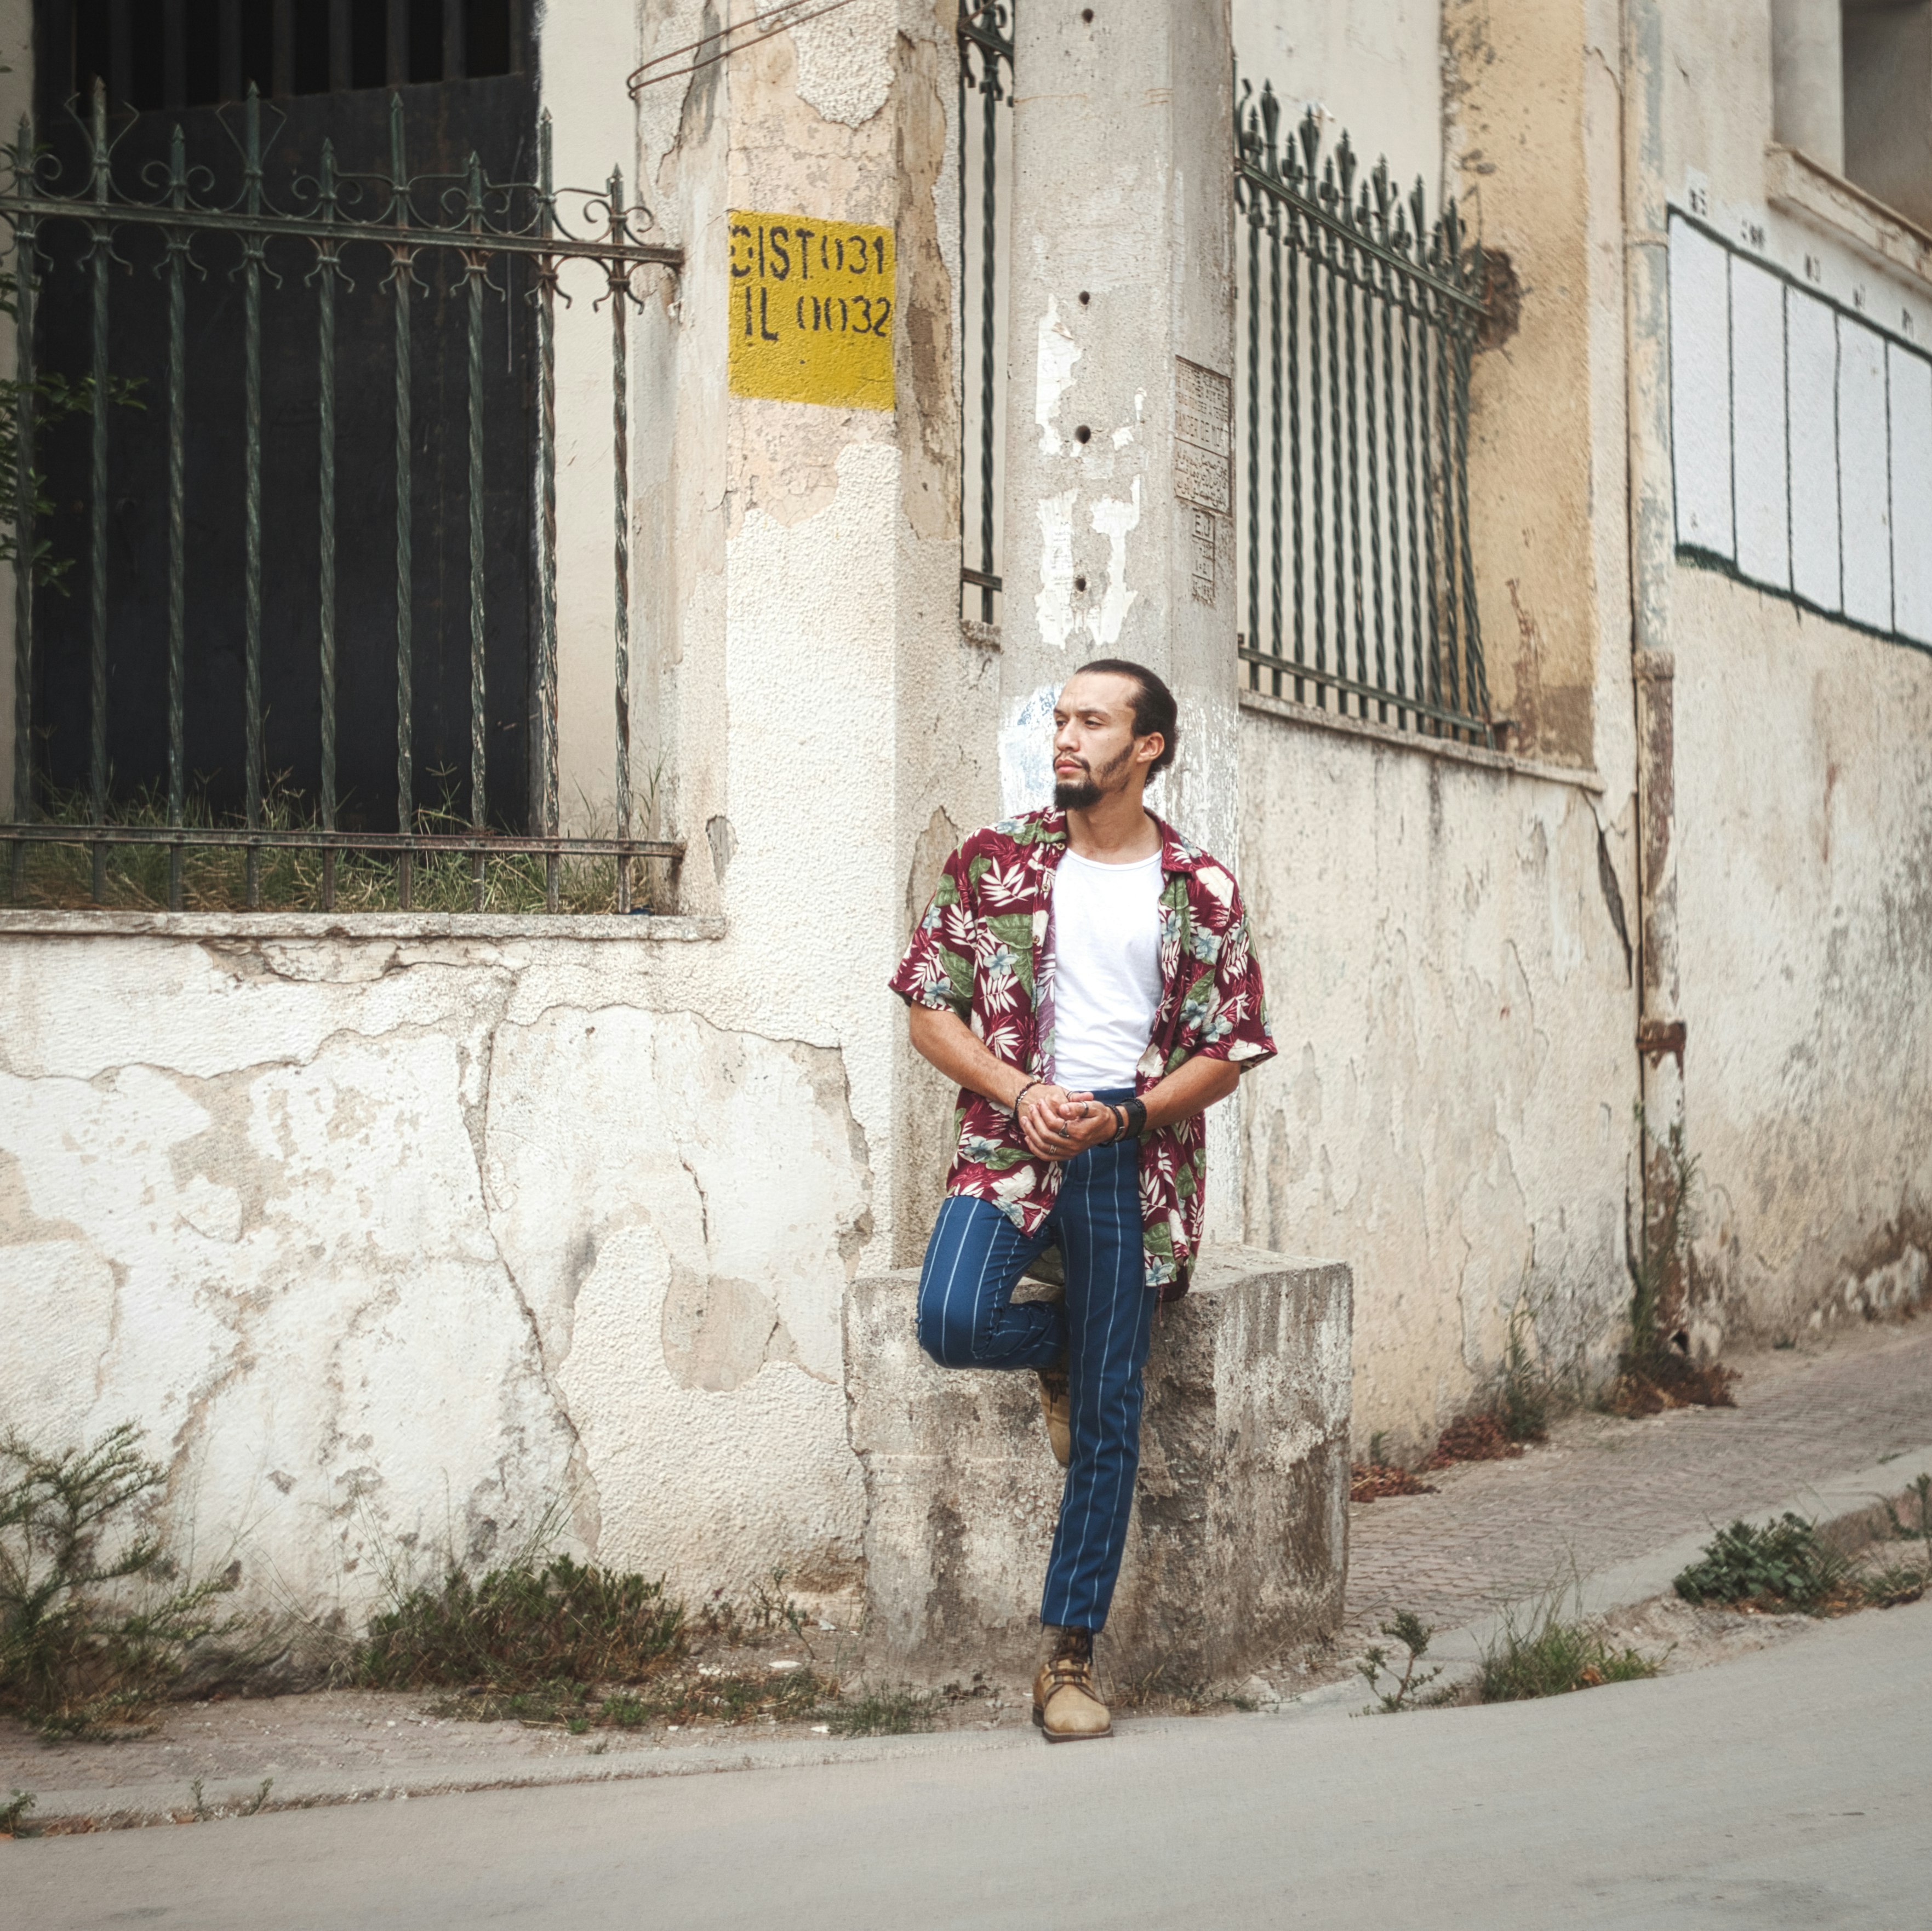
[1012,1079,1044,1118]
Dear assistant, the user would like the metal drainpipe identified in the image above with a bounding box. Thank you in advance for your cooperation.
[1622,0,1689,1326]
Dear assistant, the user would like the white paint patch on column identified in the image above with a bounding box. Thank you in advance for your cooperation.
[1889,343,1932,646]
[1838,317,1893,633]
[1034,293,1080,456]
[1787,291,1842,612]
[999,683,1060,817]
[1729,258,1791,589]
[1034,491,1078,652]
[1667,217,1734,559]
[1089,477,1141,649]
[791,0,893,126]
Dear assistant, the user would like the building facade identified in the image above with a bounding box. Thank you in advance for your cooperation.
[0,0,1926,1634]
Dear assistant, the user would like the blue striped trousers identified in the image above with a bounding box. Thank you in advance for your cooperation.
[914,1108,1155,1634]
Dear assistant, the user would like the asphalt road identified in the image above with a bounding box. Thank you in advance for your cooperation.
[12,1596,1929,1931]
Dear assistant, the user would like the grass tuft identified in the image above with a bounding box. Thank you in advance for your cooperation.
[9,777,660,916]
[822,1686,936,1737]
[353,1554,687,1694]
[1475,1597,1663,1702]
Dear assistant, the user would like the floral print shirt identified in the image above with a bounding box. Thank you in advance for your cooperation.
[889,808,1276,1300]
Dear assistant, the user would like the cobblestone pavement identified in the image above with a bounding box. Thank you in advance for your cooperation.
[1340,1319,1932,1649]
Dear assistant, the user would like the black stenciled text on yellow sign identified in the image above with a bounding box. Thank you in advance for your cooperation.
[728,212,895,411]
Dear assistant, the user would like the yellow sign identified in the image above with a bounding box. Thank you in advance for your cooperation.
[728,211,895,411]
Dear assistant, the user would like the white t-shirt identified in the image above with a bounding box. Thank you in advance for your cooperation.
[1050,849,1164,1090]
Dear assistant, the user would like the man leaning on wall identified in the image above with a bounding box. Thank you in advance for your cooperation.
[889,659,1275,1741]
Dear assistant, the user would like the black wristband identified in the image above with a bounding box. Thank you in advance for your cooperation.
[1118,1096,1148,1139]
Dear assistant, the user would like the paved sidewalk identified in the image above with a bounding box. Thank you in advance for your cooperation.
[1340,1318,1932,1651]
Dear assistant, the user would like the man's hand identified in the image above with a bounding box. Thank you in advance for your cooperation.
[1018,1083,1106,1161]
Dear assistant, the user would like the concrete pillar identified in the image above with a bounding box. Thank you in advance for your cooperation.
[1770,0,1845,173]
[999,0,1244,1235]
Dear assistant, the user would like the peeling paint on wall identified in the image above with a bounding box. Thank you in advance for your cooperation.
[999,684,1061,817]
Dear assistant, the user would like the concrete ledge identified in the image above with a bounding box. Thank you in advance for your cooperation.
[844,1244,1352,1686]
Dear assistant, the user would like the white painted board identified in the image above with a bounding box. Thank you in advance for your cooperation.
[1839,318,1893,633]
[1890,344,1932,647]
[1786,289,1841,613]
[1729,259,1791,590]
[1669,217,1734,558]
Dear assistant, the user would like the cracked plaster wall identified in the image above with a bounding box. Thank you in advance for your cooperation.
[0,935,874,1621]
[1239,718,1636,1456]
[1642,3,1932,1338]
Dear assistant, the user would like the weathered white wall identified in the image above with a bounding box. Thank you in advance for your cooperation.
[1238,709,1637,1453]
[1654,1,1932,1336]
[0,928,872,1619]
[0,0,982,1636]
[1233,0,1443,202]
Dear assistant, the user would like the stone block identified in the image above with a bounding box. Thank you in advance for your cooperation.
[843,1244,1351,1686]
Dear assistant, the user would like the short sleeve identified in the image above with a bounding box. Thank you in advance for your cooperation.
[888,841,978,1019]
[1191,874,1276,1071]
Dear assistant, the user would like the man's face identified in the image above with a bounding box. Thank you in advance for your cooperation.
[1052,672,1157,810]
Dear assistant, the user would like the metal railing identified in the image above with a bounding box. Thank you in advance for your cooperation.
[2,84,685,914]
[957,0,1011,627]
[1235,81,1492,743]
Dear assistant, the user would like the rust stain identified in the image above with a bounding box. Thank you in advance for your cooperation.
[1636,1016,1685,1068]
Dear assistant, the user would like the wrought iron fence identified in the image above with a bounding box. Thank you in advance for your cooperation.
[957,0,1011,627]
[1235,81,1492,743]
[2,84,684,913]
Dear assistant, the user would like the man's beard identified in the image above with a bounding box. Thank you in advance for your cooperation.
[1053,745,1131,812]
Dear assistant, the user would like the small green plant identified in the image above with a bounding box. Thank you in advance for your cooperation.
[1882,1473,1932,1557]
[1673,1514,1848,1613]
[241,1776,274,1817]
[1860,1563,1927,1609]
[1,1788,35,1836]
[1475,1591,1663,1702]
[353,1554,687,1693]
[1356,1611,1443,1714]
[187,1776,211,1822]
[1610,1112,1736,1414]
[429,1663,831,1731]
[1498,1298,1550,1443]
[824,1685,936,1737]
[1,1423,238,1737]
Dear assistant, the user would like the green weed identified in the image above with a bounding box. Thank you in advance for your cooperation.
[1476,1597,1662,1701]
[0,1423,238,1737]
[1,1788,35,1836]
[1356,1611,1444,1714]
[1672,1515,1848,1613]
[354,1554,687,1694]
[432,1665,831,1731]
[1498,1298,1551,1443]
[823,1686,936,1737]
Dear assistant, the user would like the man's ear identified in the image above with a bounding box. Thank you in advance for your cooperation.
[1137,732,1165,769]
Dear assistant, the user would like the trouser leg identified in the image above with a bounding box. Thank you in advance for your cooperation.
[915,1193,1065,1370]
[1038,1134,1154,1634]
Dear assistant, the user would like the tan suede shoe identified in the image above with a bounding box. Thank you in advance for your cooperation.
[1037,1370,1071,1468]
[1032,1649,1112,1741]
